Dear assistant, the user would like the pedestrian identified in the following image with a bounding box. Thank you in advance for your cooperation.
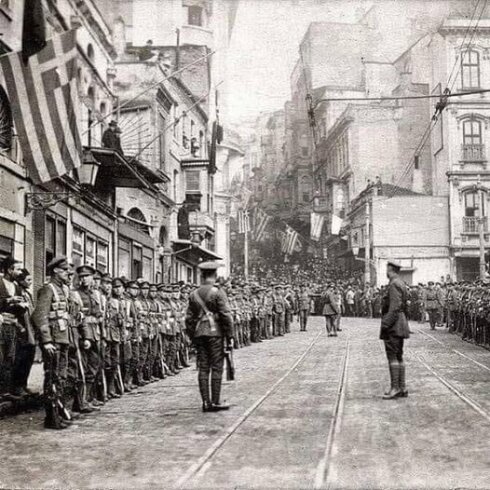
[297,284,311,331]
[380,261,410,400]
[185,261,234,412]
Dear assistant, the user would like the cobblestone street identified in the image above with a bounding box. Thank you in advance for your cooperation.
[1,316,489,489]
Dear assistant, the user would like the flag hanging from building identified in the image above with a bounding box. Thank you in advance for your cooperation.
[310,212,325,241]
[238,208,250,234]
[331,214,343,235]
[253,207,271,242]
[281,226,299,255]
[0,30,82,184]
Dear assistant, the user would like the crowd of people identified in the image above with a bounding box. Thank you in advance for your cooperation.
[1,251,488,427]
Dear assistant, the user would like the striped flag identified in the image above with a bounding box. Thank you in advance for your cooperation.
[0,30,82,184]
[253,207,271,242]
[310,212,325,241]
[331,214,343,235]
[238,208,250,234]
[281,226,299,255]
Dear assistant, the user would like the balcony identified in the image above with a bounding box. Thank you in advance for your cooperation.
[189,210,215,232]
[463,216,488,234]
[461,144,486,163]
[180,25,213,48]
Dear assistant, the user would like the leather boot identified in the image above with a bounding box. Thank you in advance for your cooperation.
[398,362,408,397]
[199,373,212,412]
[383,363,401,399]
[211,376,229,411]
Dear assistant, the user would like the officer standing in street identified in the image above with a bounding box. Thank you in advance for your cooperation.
[380,260,410,400]
[32,257,72,429]
[298,284,312,332]
[186,261,234,412]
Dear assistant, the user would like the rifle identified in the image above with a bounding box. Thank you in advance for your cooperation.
[157,334,170,375]
[224,347,235,381]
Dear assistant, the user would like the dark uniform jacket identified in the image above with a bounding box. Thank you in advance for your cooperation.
[322,292,339,316]
[185,284,233,340]
[380,275,410,340]
[32,280,70,345]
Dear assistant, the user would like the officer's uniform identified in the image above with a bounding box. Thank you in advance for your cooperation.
[298,286,311,331]
[272,285,286,336]
[424,283,440,330]
[322,285,339,336]
[32,256,71,429]
[380,260,410,399]
[186,261,233,412]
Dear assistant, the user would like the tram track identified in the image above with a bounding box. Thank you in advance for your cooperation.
[174,328,326,489]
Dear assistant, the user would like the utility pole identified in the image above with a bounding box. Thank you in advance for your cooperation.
[478,184,486,280]
[365,200,371,286]
[244,228,249,281]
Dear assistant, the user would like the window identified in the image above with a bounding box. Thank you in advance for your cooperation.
[159,113,166,170]
[45,216,67,272]
[97,241,108,272]
[173,169,179,201]
[87,43,95,62]
[0,86,12,151]
[142,246,153,281]
[132,244,142,279]
[463,118,482,145]
[127,207,149,235]
[414,155,420,170]
[86,236,96,268]
[72,227,85,268]
[188,5,203,26]
[464,190,485,217]
[461,49,480,89]
[118,237,131,279]
[301,175,311,203]
[186,170,200,191]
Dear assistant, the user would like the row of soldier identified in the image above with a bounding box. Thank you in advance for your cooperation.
[0,255,312,429]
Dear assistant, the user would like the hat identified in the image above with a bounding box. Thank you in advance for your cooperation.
[387,260,402,271]
[127,280,139,289]
[112,277,124,288]
[149,284,158,291]
[198,261,224,271]
[157,283,166,291]
[47,256,70,273]
[274,284,284,289]
[76,265,96,277]
[428,281,434,286]
[109,120,117,127]
[94,270,102,280]
[140,281,150,289]
[101,273,112,283]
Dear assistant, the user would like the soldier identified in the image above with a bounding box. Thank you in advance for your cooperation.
[272,284,286,336]
[137,281,152,383]
[298,284,312,332]
[101,273,123,398]
[113,277,133,392]
[148,284,163,380]
[424,282,440,330]
[322,284,339,337]
[32,257,72,429]
[380,260,410,400]
[284,285,295,334]
[250,287,261,342]
[75,265,104,408]
[160,285,178,376]
[186,261,234,412]
[264,286,273,339]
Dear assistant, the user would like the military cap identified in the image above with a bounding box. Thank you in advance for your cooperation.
[387,260,402,270]
[127,280,140,288]
[94,270,102,279]
[140,281,150,289]
[101,273,112,283]
[274,284,284,289]
[149,284,158,291]
[112,277,124,288]
[198,260,224,271]
[47,256,70,273]
[157,283,166,291]
[76,264,96,277]
[109,120,117,127]
[428,281,434,286]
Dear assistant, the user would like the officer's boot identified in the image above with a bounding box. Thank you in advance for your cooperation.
[123,368,133,392]
[398,362,408,397]
[210,373,229,411]
[44,401,68,430]
[107,370,119,399]
[383,363,401,399]
[199,372,212,412]
[84,382,101,411]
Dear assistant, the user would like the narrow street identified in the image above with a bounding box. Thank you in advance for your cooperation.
[0,317,489,489]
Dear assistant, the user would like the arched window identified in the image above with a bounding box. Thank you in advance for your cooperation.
[463,118,482,146]
[0,85,13,151]
[87,43,95,62]
[127,207,149,234]
[461,49,480,89]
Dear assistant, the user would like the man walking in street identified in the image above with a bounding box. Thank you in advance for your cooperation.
[322,284,339,337]
[380,261,410,400]
[186,261,234,412]
[298,284,311,332]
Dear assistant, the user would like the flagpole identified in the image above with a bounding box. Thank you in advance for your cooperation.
[244,228,249,281]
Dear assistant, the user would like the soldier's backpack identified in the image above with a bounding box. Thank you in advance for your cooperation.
[191,287,221,338]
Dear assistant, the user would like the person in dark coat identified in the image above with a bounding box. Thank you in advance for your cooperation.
[11,268,36,396]
[322,284,339,337]
[185,261,234,412]
[380,261,410,400]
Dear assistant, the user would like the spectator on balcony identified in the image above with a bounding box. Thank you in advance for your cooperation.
[139,40,155,62]
[102,121,123,155]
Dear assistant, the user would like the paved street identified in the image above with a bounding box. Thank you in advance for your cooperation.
[1,317,489,489]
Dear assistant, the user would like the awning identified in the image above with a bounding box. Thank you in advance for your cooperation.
[89,147,165,188]
[172,239,222,266]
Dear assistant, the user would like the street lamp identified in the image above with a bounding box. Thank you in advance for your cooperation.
[79,150,101,186]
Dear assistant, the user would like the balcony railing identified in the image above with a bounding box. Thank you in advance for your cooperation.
[461,144,486,162]
[463,216,488,233]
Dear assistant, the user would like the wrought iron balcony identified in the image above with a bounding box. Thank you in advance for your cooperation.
[461,144,486,162]
[463,216,488,233]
